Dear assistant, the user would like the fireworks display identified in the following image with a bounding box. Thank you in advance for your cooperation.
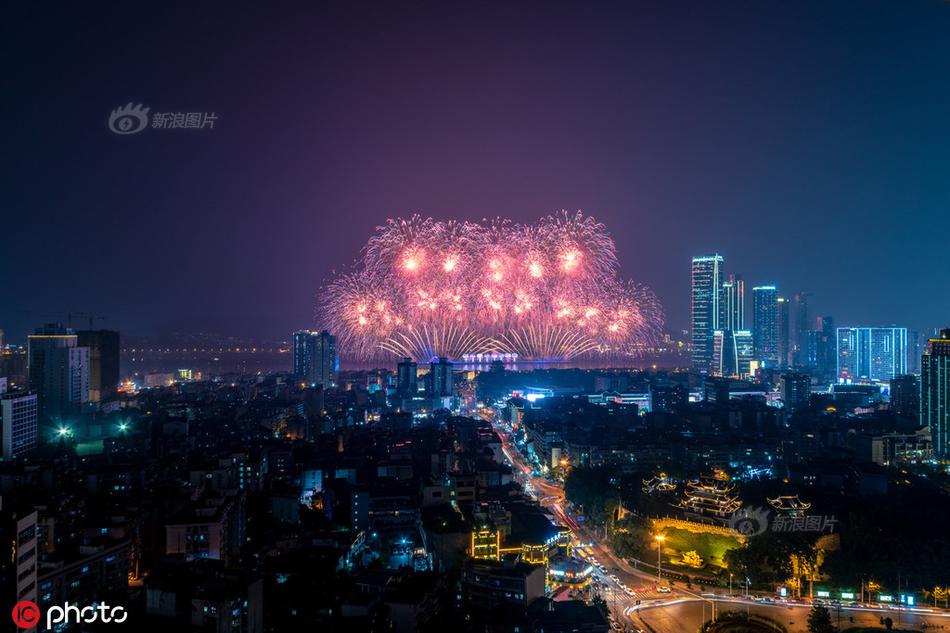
[320,211,664,361]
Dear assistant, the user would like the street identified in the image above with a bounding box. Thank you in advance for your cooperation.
[488,411,950,632]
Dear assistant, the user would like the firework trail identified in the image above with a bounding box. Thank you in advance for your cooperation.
[319,210,664,360]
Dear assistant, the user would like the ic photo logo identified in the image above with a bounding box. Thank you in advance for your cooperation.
[11,600,128,629]
[11,600,39,629]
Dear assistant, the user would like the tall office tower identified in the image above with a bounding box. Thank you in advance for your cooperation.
[76,330,120,402]
[720,274,745,331]
[752,286,779,365]
[1,391,38,459]
[789,292,811,366]
[777,297,790,367]
[801,330,821,368]
[27,324,89,421]
[0,329,4,349]
[691,255,724,370]
[712,330,754,377]
[428,357,454,398]
[396,357,418,397]
[907,330,921,374]
[314,330,338,388]
[781,372,812,411]
[816,316,836,378]
[921,328,950,458]
[836,327,908,382]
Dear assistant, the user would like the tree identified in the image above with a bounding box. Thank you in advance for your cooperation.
[681,550,703,568]
[563,467,618,525]
[609,515,650,559]
[806,603,835,633]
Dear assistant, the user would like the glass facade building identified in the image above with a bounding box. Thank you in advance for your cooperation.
[752,285,779,365]
[836,327,908,382]
[921,329,950,458]
[691,255,723,370]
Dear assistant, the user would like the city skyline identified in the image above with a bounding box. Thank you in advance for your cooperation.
[4,2,950,341]
[6,4,950,632]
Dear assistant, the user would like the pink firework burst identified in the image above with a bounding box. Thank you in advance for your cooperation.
[319,211,664,360]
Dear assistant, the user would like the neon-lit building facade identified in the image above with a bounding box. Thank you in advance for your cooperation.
[836,327,908,382]
[691,255,724,370]
[921,328,950,458]
[752,285,779,365]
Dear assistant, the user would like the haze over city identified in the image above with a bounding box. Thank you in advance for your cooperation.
[4,1,950,341]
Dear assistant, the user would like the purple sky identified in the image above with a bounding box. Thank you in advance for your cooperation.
[3,1,950,342]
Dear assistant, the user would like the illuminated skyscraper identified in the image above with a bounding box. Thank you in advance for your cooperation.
[712,329,754,378]
[691,255,723,370]
[752,286,779,365]
[921,328,950,458]
[777,297,790,367]
[720,274,745,331]
[836,327,908,382]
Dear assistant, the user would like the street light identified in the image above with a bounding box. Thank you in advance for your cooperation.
[654,535,665,581]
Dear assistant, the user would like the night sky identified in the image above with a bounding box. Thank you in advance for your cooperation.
[4,1,949,342]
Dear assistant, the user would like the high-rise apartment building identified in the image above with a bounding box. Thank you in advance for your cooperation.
[428,357,454,398]
[396,357,418,397]
[76,330,120,402]
[781,372,812,411]
[752,286,779,365]
[313,330,338,388]
[777,297,790,367]
[27,324,89,421]
[293,330,338,388]
[921,328,950,458]
[691,255,724,370]
[1,391,38,460]
[836,327,908,382]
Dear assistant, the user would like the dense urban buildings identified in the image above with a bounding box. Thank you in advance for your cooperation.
[6,3,950,632]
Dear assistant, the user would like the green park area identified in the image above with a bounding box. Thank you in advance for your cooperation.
[659,526,742,571]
